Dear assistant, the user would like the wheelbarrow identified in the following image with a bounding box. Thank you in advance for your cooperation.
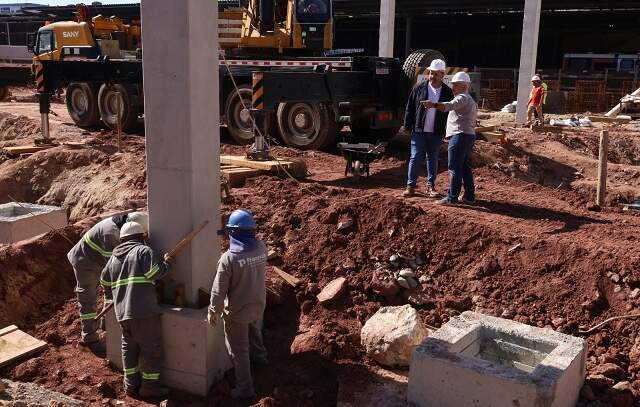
[337,142,387,181]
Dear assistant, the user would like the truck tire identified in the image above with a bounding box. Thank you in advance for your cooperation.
[277,102,338,150]
[98,83,139,132]
[350,121,400,142]
[225,84,254,144]
[402,49,445,83]
[66,82,101,128]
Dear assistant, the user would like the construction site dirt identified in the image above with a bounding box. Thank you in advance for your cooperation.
[1,94,640,406]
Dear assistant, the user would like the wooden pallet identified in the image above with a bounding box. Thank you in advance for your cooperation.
[221,164,262,187]
[220,155,307,187]
[0,325,47,367]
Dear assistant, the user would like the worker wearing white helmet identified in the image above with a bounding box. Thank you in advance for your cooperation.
[67,211,149,347]
[101,221,174,398]
[527,75,544,126]
[402,58,454,198]
[422,71,478,205]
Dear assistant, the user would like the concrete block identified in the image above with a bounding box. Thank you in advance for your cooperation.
[408,311,586,407]
[0,202,67,244]
[105,305,232,396]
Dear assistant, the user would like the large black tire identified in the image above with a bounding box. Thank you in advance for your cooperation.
[66,82,101,128]
[276,102,338,150]
[98,83,139,132]
[225,84,254,145]
[402,49,445,83]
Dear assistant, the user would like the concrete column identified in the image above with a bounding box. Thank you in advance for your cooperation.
[404,15,412,57]
[142,0,220,306]
[515,0,542,124]
[379,0,396,58]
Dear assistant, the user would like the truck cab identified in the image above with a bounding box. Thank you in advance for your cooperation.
[33,22,98,61]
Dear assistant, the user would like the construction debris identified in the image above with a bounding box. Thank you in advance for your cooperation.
[0,325,47,368]
[360,305,430,367]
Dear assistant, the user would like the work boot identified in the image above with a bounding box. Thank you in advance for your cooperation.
[426,185,439,198]
[402,187,415,197]
[138,386,170,398]
[435,197,456,205]
[230,387,257,401]
[124,386,139,397]
[460,196,476,205]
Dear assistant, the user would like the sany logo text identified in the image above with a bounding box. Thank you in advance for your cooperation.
[63,31,80,38]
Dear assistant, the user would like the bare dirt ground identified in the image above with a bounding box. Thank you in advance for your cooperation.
[0,90,639,406]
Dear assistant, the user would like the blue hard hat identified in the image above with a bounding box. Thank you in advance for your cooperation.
[226,209,257,230]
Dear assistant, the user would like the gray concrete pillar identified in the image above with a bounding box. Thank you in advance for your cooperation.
[404,15,412,57]
[379,0,396,58]
[515,0,542,123]
[142,0,220,306]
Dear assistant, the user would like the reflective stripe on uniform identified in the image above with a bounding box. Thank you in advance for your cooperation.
[83,234,112,258]
[80,312,96,320]
[123,366,139,376]
[142,372,160,380]
[112,276,154,288]
[144,264,160,280]
[100,278,113,288]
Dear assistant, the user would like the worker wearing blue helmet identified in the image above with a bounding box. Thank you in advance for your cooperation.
[208,209,268,401]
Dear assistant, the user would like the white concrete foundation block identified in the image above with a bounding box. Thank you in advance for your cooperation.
[105,305,232,396]
[408,311,586,407]
[0,202,67,244]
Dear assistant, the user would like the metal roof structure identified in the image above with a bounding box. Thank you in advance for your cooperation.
[332,0,640,16]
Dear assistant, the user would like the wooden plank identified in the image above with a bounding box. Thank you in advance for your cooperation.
[2,145,52,157]
[220,155,307,177]
[475,125,497,133]
[587,115,632,124]
[0,325,47,367]
[479,131,506,144]
[222,168,262,187]
[272,267,300,287]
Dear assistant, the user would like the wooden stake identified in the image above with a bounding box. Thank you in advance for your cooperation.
[596,130,609,208]
[116,92,122,153]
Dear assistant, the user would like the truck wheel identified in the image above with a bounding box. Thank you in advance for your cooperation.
[403,49,445,83]
[66,82,101,128]
[277,102,337,150]
[350,121,400,142]
[0,85,8,101]
[98,83,139,132]
[225,84,254,145]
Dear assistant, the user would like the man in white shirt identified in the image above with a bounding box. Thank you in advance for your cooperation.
[402,59,454,197]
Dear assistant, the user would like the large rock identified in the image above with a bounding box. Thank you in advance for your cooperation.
[360,305,430,367]
[317,277,347,304]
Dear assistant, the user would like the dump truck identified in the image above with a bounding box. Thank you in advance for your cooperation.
[30,1,443,149]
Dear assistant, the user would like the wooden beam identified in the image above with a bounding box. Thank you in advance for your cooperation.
[220,155,307,177]
[587,115,632,124]
[2,145,53,157]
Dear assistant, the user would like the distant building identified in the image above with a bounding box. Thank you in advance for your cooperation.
[0,3,46,15]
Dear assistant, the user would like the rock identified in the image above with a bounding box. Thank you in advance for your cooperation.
[611,273,621,283]
[360,305,430,367]
[372,279,400,297]
[614,285,622,293]
[585,374,615,390]
[399,268,415,278]
[317,277,347,304]
[396,277,411,289]
[500,308,515,319]
[267,249,278,260]
[580,384,596,401]
[551,318,565,328]
[337,218,353,231]
[592,363,627,381]
[418,275,430,284]
[629,288,640,299]
[608,381,634,407]
[405,287,434,306]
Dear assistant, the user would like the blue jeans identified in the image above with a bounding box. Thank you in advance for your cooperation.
[447,133,476,202]
[407,132,443,188]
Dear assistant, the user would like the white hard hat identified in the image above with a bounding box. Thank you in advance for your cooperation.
[427,59,446,72]
[531,75,541,81]
[127,211,149,234]
[451,72,471,83]
[120,221,145,239]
